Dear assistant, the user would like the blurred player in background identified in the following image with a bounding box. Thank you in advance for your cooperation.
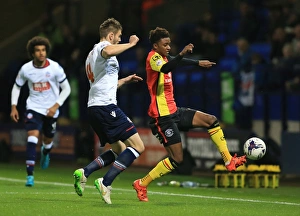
[73,18,145,204]
[133,27,247,202]
[10,36,71,187]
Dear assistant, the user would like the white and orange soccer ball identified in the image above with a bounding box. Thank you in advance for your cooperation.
[243,137,266,160]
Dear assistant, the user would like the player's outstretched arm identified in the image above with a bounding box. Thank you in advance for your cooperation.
[163,44,216,72]
[117,74,143,89]
[199,60,216,68]
[103,35,139,58]
[179,43,194,56]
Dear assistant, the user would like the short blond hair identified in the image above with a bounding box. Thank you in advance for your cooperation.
[99,18,122,38]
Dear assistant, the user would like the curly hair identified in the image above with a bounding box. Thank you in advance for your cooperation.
[149,27,170,45]
[99,18,123,38]
[26,36,51,58]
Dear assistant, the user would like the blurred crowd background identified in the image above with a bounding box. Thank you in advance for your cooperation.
[1,0,300,150]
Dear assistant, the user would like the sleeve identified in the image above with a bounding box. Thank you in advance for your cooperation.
[55,63,67,83]
[177,57,199,67]
[56,79,71,106]
[160,55,184,73]
[11,84,21,105]
[15,68,26,87]
[55,63,70,106]
[167,55,199,68]
[99,41,110,58]
[149,52,168,72]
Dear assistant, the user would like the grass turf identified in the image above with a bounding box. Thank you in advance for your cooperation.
[0,162,299,216]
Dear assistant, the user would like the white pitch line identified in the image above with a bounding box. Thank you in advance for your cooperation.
[0,177,299,206]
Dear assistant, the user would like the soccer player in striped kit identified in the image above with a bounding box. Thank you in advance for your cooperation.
[10,36,71,187]
[133,27,247,202]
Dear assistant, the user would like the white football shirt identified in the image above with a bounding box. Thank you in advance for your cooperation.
[15,59,67,118]
[85,41,119,107]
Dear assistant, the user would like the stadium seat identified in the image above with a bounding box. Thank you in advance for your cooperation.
[205,70,220,85]
[268,93,281,120]
[175,95,188,107]
[173,72,188,106]
[119,61,138,72]
[246,165,280,188]
[250,43,271,62]
[213,164,246,188]
[287,95,300,120]
[205,70,221,116]
[174,72,188,85]
[174,72,188,94]
[188,71,204,110]
[252,93,264,120]
[218,57,237,72]
[189,71,203,84]
[224,44,238,58]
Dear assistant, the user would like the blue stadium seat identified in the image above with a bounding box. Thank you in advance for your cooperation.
[175,95,189,107]
[174,72,188,85]
[188,95,204,110]
[205,98,221,117]
[187,71,204,110]
[189,71,204,95]
[118,48,136,61]
[224,44,238,58]
[206,70,220,87]
[174,72,188,95]
[287,94,300,120]
[119,61,138,72]
[252,93,264,120]
[189,71,203,84]
[218,57,237,72]
[268,93,281,120]
[205,70,221,117]
[250,43,271,62]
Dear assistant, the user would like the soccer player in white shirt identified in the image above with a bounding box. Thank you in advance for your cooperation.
[73,18,145,204]
[10,36,71,187]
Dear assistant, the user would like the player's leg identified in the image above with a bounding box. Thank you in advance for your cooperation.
[25,130,39,187]
[73,142,123,197]
[96,105,145,186]
[96,133,144,204]
[133,116,182,201]
[83,146,122,178]
[133,142,182,202]
[40,136,53,169]
[191,109,246,171]
[40,117,57,169]
[73,107,122,197]
[24,110,43,187]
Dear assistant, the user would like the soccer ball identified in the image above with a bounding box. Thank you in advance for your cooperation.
[243,137,266,160]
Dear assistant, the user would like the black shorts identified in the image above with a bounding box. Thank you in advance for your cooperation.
[149,107,196,146]
[24,109,57,138]
[88,104,137,146]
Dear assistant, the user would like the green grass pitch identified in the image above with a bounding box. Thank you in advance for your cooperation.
[0,162,299,216]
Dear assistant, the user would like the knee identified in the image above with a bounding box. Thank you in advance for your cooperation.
[139,144,145,154]
[43,137,53,144]
[134,141,145,154]
[172,155,184,164]
[209,114,218,124]
[206,114,220,129]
